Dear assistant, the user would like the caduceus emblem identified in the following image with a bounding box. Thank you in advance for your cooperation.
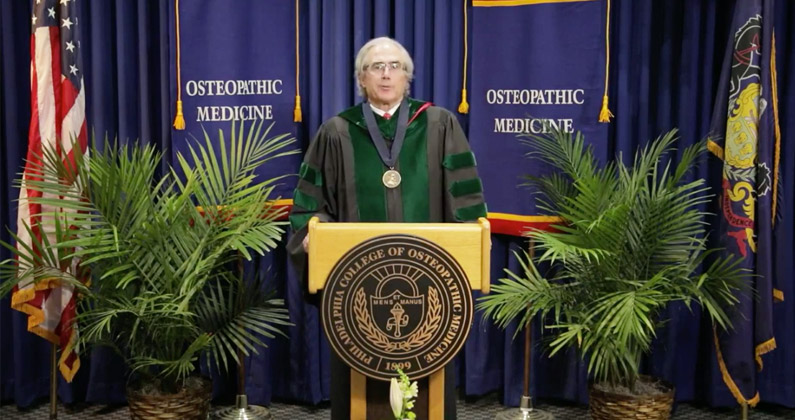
[387,303,409,337]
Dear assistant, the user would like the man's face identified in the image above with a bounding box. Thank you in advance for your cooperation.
[360,43,408,107]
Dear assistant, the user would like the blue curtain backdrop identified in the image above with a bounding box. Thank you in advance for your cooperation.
[1,0,794,410]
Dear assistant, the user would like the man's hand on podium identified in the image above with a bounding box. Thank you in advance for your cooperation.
[303,235,309,253]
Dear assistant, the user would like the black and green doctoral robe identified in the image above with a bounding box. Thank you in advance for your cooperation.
[287,98,487,420]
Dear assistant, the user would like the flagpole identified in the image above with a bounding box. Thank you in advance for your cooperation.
[213,255,272,420]
[50,343,58,419]
[495,239,554,420]
[741,402,748,420]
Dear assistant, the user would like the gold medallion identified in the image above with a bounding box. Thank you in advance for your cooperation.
[382,169,401,188]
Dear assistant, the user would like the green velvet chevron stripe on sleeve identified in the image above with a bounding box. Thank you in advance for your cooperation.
[449,178,483,198]
[289,212,314,231]
[293,188,318,212]
[442,151,477,170]
[298,162,323,186]
[454,202,488,222]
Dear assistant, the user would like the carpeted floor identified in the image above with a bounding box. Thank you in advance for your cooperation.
[1,395,793,419]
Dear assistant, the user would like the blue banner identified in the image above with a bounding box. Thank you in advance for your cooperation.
[469,0,608,216]
[707,0,781,406]
[169,0,300,198]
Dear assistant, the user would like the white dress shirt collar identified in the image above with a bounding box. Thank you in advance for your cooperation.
[369,102,401,118]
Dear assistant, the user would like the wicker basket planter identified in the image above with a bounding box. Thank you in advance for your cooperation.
[127,377,212,420]
[589,376,674,420]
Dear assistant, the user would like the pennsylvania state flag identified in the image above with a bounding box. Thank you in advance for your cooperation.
[707,0,782,406]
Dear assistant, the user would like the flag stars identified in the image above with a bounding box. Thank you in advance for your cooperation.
[32,14,37,25]
[62,17,73,30]
[66,41,75,53]
[60,0,71,5]
[69,64,79,75]
[48,8,56,18]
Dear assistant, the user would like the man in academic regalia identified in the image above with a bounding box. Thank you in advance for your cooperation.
[287,37,487,420]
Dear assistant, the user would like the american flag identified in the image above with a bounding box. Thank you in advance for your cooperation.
[11,0,87,382]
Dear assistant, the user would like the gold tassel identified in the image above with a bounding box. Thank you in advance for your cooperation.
[599,0,613,123]
[458,89,469,114]
[294,95,302,122]
[598,95,613,123]
[293,0,302,123]
[173,100,185,130]
[458,0,469,114]
[173,0,185,130]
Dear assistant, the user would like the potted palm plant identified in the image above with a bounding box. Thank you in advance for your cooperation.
[478,129,748,420]
[0,121,296,419]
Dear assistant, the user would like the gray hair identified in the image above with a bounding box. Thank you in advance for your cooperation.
[354,37,414,98]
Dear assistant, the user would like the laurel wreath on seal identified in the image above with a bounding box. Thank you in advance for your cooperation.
[354,288,393,351]
[353,287,442,353]
[398,287,442,351]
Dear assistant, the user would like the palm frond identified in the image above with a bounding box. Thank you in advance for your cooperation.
[479,128,749,388]
[0,121,297,391]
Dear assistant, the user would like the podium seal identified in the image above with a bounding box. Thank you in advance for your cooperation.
[322,234,473,381]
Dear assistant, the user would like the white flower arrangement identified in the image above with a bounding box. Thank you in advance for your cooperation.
[389,369,418,420]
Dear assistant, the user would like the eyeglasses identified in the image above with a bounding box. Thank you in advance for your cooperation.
[365,61,403,74]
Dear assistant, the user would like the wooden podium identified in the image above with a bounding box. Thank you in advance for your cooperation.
[307,217,491,420]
